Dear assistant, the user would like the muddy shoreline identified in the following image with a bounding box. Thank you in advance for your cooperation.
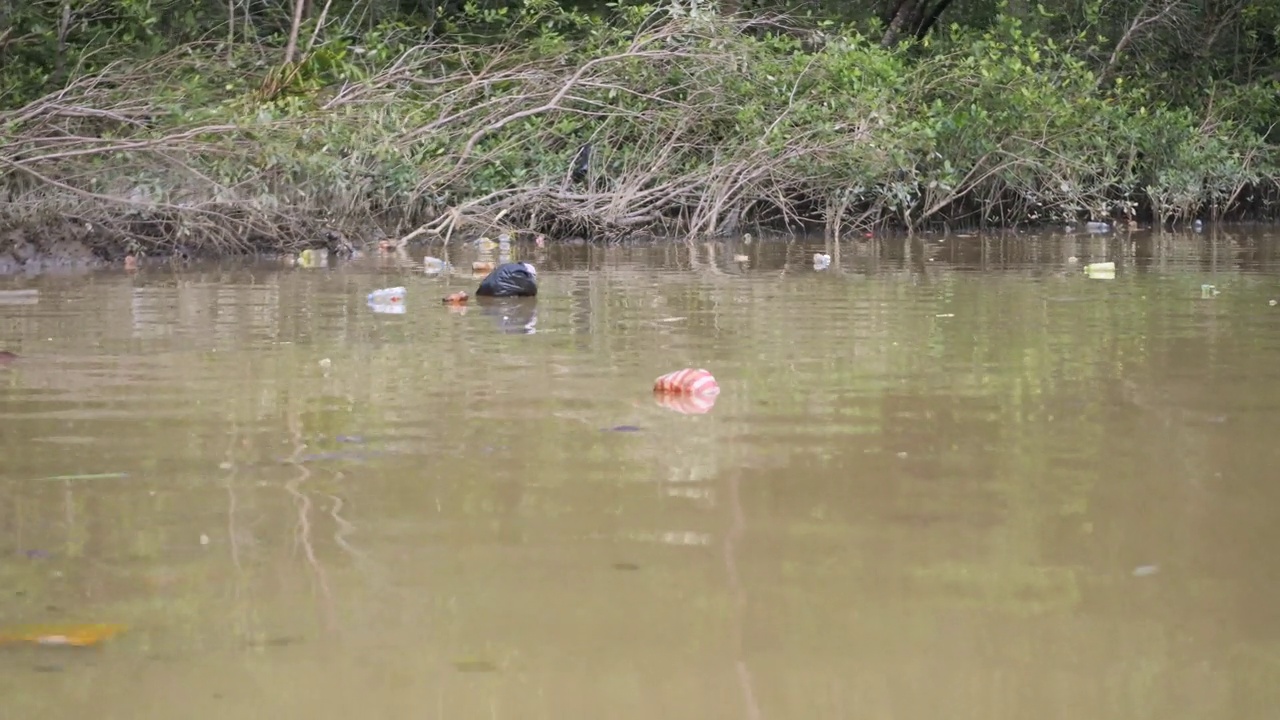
[0,217,363,276]
[4,214,1280,277]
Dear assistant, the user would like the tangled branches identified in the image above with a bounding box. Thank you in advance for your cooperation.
[2,10,1275,258]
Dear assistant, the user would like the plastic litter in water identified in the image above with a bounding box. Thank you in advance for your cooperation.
[422,256,450,275]
[813,253,832,270]
[0,623,127,648]
[653,368,720,415]
[0,289,39,305]
[367,286,407,314]
[367,287,405,304]
[1085,262,1116,279]
[297,248,329,268]
[654,368,719,396]
[1085,221,1111,233]
[34,472,129,482]
[1200,284,1220,299]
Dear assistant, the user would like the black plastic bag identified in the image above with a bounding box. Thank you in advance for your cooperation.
[476,262,538,297]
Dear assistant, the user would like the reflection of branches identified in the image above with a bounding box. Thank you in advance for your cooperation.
[224,427,247,603]
[285,411,336,633]
[327,493,368,563]
[723,469,762,720]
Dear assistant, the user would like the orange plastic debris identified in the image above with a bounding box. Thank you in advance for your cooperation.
[652,368,720,415]
[653,368,719,396]
[0,623,127,648]
[442,291,469,305]
[472,261,495,273]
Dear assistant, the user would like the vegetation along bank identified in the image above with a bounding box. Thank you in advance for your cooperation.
[1,0,1277,267]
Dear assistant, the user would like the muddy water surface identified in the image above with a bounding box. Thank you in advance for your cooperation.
[3,230,1280,720]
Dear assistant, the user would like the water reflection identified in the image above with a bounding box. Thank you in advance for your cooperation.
[1,230,1280,720]
[477,297,538,335]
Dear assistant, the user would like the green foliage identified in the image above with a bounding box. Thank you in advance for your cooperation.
[0,0,1277,245]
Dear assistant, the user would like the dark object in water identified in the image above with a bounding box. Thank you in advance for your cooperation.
[612,562,641,571]
[0,350,17,365]
[476,262,538,298]
[603,425,642,433]
[571,143,591,183]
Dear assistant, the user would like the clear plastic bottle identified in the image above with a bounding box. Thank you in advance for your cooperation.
[367,287,406,304]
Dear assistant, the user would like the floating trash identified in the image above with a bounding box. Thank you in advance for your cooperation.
[1132,565,1159,577]
[442,291,469,305]
[297,248,329,268]
[0,289,39,305]
[1085,261,1115,279]
[1085,221,1111,233]
[653,368,720,415]
[0,623,127,648]
[32,472,129,482]
[472,260,495,273]
[733,254,749,263]
[367,286,405,304]
[367,286,407,314]
[1200,284,1220,299]
[422,256,450,275]
[654,368,719,396]
[813,253,831,270]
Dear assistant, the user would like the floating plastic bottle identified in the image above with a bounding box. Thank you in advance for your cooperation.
[653,368,719,396]
[1084,262,1115,279]
[367,286,405,304]
[498,233,512,264]
[423,257,451,275]
[653,368,720,414]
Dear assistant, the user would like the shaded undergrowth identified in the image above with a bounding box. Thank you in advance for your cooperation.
[1,5,1277,257]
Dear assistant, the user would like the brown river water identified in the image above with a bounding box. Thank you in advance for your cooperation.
[2,229,1280,719]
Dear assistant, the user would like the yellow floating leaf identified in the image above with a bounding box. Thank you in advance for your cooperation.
[0,623,127,648]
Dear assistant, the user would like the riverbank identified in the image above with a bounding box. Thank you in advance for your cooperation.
[3,11,1277,269]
